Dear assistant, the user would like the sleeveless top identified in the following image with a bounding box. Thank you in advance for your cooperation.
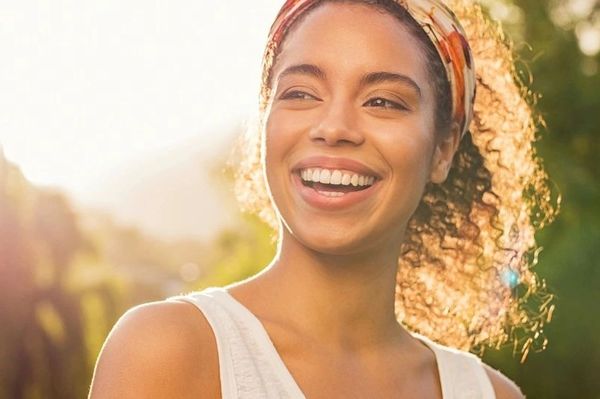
[167,287,496,399]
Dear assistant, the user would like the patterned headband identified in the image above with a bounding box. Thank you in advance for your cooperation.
[267,0,476,138]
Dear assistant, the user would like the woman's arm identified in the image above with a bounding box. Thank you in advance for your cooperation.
[88,300,220,399]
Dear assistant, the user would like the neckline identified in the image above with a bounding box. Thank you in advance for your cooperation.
[206,287,447,398]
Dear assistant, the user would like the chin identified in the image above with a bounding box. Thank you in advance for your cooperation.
[305,238,364,256]
[284,218,391,256]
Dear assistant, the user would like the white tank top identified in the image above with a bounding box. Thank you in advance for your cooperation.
[168,287,495,399]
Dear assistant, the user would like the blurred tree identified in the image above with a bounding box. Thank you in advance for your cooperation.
[0,148,275,399]
[0,151,218,398]
[0,151,89,398]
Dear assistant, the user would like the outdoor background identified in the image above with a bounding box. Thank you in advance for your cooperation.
[1,0,599,398]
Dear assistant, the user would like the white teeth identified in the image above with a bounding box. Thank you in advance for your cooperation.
[311,169,320,182]
[319,169,331,184]
[300,167,377,187]
[330,170,342,185]
[341,173,351,185]
[317,191,345,197]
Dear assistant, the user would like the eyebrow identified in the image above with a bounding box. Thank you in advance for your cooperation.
[276,64,422,98]
[277,63,327,81]
[359,71,421,98]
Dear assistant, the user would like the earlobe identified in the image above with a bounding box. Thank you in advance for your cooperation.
[429,122,461,184]
[429,147,454,184]
[429,152,450,184]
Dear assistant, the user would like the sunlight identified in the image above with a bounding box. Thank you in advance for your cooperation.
[0,0,280,200]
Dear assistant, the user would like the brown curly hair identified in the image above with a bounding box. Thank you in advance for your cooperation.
[232,0,559,360]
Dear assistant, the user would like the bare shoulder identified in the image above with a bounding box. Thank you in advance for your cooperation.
[483,363,526,399]
[88,299,220,399]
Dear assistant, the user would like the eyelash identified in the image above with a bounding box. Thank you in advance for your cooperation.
[279,90,316,101]
[364,97,408,111]
[279,90,407,111]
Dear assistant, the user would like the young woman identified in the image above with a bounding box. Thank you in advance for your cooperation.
[89,0,556,397]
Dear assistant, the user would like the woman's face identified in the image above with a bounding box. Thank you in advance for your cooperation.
[264,2,453,255]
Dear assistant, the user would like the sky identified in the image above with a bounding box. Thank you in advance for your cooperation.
[0,0,281,205]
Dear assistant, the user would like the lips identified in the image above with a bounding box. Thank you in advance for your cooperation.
[290,156,382,210]
[292,155,381,178]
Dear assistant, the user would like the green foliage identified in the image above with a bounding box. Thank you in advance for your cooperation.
[195,214,276,289]
[0,154,91,399]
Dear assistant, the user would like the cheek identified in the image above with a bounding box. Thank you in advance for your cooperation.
[263,121,279,193]
[263,107,313,167]
[379,129,435,209]
[263,112,297,204]
[378,117,435,173]
[264,113,288,173]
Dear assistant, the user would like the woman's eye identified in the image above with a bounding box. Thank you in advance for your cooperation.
[279,90,317,101]
[364,97,407,111]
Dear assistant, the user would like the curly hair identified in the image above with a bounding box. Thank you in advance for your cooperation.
[232,0,559,360]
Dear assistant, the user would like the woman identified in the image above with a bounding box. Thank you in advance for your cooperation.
[89,0,557,397]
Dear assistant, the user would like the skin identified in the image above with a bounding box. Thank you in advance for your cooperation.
[88,3,525,398]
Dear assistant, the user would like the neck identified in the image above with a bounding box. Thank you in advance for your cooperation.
[245,228,409,353]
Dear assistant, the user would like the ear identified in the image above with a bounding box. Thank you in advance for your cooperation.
[429,122,461,184]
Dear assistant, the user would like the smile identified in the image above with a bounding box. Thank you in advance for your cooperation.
[300,168,376,189]
[292,169,381,209]
[298,167,377,198]
[290,156,382,209]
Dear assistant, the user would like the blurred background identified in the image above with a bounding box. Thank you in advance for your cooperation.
[0,0,598,398]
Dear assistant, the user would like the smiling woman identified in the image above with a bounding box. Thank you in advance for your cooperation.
[88,1,557,398]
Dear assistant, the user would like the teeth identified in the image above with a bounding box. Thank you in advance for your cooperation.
[319,169,331,184]
[330,170,342,185]
[311,169,320,182]
[341,173,351,185]
[317,191,345,197]
[299,168,376,187]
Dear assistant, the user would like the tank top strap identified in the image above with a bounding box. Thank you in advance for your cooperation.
[413,333,496,399]
[167,287,306,399]
[167,289,238,398]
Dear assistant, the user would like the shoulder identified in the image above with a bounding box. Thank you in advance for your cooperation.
[482,363,526,399]
[419,337,525,399]
[88,299,220,399]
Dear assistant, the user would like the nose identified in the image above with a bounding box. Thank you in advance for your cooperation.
[308,100,365,146]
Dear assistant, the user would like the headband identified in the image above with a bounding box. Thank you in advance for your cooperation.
[267,0,476,138]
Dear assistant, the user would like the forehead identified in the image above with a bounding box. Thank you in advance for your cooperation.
[273,2,428,84]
